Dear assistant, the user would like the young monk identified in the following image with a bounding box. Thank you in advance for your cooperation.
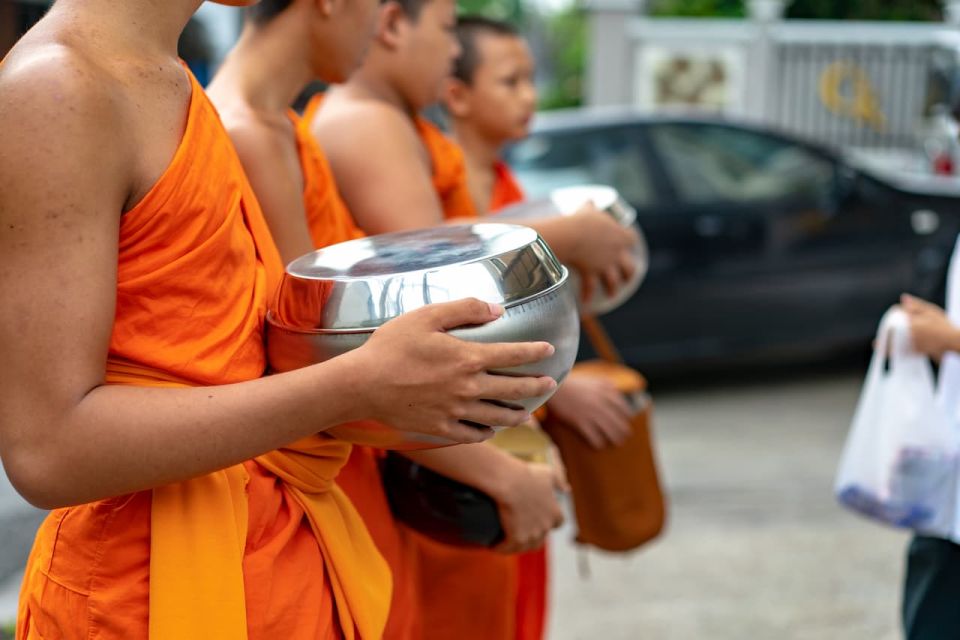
[309,2,640,639]
[440,16,639,638]
[209,3,569,637]
[313,0,639,301]
[207,2,413,637]
[0,2,559,638]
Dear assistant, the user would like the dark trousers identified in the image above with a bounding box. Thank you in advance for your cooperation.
[903,534,960,639]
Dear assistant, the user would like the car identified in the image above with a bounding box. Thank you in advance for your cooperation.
[504,109,960,372]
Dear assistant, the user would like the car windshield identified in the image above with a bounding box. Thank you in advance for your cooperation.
[507,127,658,206]
[648,124,835,204]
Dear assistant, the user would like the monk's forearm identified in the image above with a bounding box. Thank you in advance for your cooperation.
[402,443,521,502]
[516,217,580,266]
[5,356,368,509]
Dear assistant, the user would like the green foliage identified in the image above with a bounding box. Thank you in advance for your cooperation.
[1,623,14,640]
[650,0,942,20]
[649,0,744,17]
[458,0,525,22]
[786,0,941,21]
[539,7,587,110]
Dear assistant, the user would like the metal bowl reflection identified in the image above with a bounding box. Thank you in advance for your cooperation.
[266,223,580,449]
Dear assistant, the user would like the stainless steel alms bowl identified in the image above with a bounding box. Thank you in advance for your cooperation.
[266,223,580,450]
[496,184,649,315]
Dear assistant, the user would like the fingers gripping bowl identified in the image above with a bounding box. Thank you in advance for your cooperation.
[266,223,580,449]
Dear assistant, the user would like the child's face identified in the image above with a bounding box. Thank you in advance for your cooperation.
[396,0,461,108]
[462,33,536,144]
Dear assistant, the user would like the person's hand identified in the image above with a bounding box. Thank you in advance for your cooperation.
[901,294,960,360]
[546,375,633,449]
[493,459,566,554]
[566,203,639,301]
[353,298,557,445]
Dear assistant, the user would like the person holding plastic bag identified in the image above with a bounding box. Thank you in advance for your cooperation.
[835,303,957,536]
[835,234,960,639]
[899,276,960,640]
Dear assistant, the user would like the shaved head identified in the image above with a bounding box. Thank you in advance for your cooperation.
[452,16,519,84]
[393,0,430,20]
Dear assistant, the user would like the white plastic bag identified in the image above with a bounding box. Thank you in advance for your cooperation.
[835,307,959,536]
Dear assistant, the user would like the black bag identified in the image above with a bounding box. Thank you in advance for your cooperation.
[381,453,503,547]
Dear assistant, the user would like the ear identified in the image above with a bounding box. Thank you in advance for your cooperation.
[314,0,337,18]
[442,78,472,118]
[376,1,407,50]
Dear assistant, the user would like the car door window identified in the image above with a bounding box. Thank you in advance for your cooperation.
[507,128,657,206]
[648,124,835,205]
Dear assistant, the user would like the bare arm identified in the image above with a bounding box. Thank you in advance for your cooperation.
[509,211,640,298]
[0,59,554,509]
[404,444,565,553]
[313,103,447,233]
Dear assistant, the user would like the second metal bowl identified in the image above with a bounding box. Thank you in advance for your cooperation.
[496,184,649,315]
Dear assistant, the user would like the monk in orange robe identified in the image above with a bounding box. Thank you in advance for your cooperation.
[310,4,642,637]
[0,3,559,639]
[208,3,416,637]
[441,18,644,638]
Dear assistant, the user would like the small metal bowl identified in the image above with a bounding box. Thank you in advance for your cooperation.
[266,223,580,449]
[496,184,649,315]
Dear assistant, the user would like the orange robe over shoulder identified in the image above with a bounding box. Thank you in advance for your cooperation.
[294,100,421,640]
[414,117,478,220]
[411,132,547,640]
[16,70,389,640]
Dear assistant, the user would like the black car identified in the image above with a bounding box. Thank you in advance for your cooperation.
[504,109,960,371]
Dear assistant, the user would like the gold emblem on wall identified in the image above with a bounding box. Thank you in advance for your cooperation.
[818,61,887,132]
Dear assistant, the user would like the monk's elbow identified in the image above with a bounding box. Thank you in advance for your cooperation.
[2,446,65,510]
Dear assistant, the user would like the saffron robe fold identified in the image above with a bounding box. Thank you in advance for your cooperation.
[296,102,420,640]
[412,143,547,640]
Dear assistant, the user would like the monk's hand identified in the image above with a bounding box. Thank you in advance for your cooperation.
[901,293,960,361]
[566,203,639,298]
[493,459,566,554]
[546,375,634,450]
[353,298,557,445]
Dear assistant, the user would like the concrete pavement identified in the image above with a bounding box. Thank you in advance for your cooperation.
[548,367,907,640]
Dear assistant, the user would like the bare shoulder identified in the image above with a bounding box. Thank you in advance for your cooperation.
[222,109,299,170]
[0,40,138,210]
[2,42,130,140]
[313,97,427,170]
[314,97,420,147]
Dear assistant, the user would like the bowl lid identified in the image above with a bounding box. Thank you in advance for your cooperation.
[272,223,566,332]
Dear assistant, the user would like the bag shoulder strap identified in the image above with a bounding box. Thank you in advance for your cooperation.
[581,314,622,365]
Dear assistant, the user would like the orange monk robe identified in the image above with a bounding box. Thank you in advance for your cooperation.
[16,70,389,640]
[294,100,421,640]
[414,117,478,220]
[489,160,550,640]
[489,160,525,213]
[410,124,546,640]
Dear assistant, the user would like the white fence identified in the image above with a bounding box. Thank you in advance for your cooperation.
[586,1,960,151]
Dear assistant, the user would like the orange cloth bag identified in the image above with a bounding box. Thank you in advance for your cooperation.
[542,316,667,552]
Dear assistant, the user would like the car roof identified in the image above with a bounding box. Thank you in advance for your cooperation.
[529,106,839,155]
